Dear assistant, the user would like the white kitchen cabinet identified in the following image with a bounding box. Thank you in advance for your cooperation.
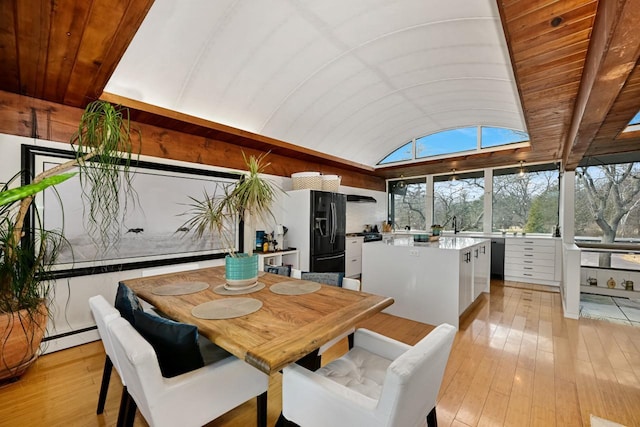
[504,238,560,285]
[362,237,490,328]
[258,250,299,271]
[345,236,364,277]
[473,242,491,299]
[458,249,473,316]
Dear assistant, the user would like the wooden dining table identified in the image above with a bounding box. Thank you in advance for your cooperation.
[120,266,393,375]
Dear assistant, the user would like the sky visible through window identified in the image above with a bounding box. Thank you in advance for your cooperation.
[378,141,412,164]
[481,127,529,148]
[379,126,529,165]
[629,111,640,126]
[416,127,476,158]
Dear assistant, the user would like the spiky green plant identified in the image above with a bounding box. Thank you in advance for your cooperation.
[1,100,138,380]
[72,100,138,249]
[180,152,281,256]
[0,173,75,310]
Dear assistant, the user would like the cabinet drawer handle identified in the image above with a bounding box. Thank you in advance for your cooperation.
[524,260,533,263]
[524,240,534,244]
[524,267,533,270]
[524,248,533,250]
[524,254,533,257]
[524,273,533,277]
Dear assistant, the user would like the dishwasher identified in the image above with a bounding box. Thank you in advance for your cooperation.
[490,238,505,279]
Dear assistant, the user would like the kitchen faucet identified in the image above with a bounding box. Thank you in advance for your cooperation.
[452,215,458,234]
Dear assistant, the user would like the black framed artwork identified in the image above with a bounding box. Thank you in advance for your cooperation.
[22,145,243,278]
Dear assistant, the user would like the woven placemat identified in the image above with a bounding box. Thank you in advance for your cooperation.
[191,298,263,320]
[151,281,210,296]
[270,280,321,295]
[213,282,265,295]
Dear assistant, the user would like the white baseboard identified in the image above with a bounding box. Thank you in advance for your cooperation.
[41,329,100,355]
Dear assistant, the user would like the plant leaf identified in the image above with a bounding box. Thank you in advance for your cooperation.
[0,172,77,207]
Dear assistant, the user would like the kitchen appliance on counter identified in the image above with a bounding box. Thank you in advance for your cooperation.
[284,189,346,272]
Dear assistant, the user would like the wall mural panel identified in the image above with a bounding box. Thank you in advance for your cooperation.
[23,145,241,277]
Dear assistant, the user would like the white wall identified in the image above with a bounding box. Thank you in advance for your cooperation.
[342,188,387,233]
[1,133,387,352]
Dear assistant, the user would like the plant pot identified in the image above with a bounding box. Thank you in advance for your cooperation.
[225,254,259,289]
[0,301,48,382]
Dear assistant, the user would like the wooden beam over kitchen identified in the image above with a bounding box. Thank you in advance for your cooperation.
[562,0,640,170]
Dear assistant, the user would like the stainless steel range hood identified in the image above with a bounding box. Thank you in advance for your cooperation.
[346,195,377,203]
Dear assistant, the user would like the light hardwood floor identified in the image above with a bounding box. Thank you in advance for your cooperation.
[1,280,639,426]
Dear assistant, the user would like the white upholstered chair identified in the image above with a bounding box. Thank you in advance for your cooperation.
[341,277,361,291]
[317,277,361,357]
[282,324,456,427]
[108,315,270,427]
[89,295,129,423]
[290,268,302,279]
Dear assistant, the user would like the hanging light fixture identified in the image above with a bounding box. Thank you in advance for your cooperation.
[450,168,457,181]
[519,161,525,177]
[396,175,406,189]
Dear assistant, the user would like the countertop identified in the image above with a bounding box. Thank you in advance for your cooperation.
[382,231,561,240]
[373,236,489,250]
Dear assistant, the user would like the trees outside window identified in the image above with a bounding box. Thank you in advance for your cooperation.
[433,174,484,232]
[575,162,640,267]
[389,179,426,230]
[492,166,559,233]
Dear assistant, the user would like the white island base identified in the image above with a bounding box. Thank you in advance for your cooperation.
[362,237,490,329]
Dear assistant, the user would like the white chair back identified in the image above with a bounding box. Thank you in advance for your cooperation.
[282,324,456,427]
[341,277,361,291]
[108,316,270,427]
[290,268,302,279]
[89,295,124,382]
[108,317,160,421]
[377,324,456,426]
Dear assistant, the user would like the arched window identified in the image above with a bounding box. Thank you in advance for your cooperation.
[378,141,413,164]
[378,126,529,165]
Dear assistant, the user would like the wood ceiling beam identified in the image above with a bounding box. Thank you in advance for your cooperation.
[100,92,376,175]
[562,0,640,170]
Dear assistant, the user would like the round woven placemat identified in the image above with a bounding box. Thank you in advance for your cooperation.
[191,298,263,320]
[213,282,265,295]
[151,281,210,296]
[269,280,321,295]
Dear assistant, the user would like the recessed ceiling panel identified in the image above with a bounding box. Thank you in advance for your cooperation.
[106,0,526,167]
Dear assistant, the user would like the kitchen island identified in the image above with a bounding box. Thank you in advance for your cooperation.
[362,236,490,328]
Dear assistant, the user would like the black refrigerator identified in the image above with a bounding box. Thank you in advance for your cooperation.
[284,190,346,273]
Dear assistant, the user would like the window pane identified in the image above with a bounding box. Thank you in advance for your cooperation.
[575,162,640,244]
[492,167,559,233]
[379,141,413,164]
[481,127,528,148]
[416,127,477,158]
[628,111,640,126]
[433,175,484,232]
[389,179,426,230]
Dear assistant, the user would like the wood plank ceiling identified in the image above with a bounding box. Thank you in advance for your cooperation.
[1,0,639,181]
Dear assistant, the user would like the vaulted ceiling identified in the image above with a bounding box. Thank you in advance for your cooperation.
[1,0,640,180]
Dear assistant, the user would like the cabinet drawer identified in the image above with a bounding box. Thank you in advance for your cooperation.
[505,270,555,281]
[506,246,555,259]
[345,237,364,258]
[345,255,362,277]
[506,238,556,248]
[505,263,555,276]
[504,255,555,267]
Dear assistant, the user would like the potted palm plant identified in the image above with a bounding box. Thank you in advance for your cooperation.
[181,152,281,290]
[0,100,137,382]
